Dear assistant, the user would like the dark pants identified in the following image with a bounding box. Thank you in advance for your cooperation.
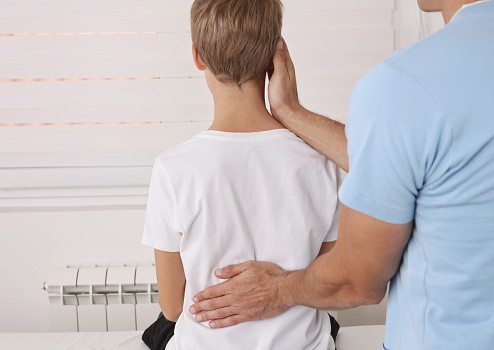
[142,312,340,350]
[142,313,176,350]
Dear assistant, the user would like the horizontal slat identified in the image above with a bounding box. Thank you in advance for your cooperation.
[0,190,150,212]
[0,61,199,80]
[0,150,160,168]
[0,54,384,80]
[298,74,363,95]
[285,28,394,56]
[0,0,392,20]
[0,71,366,123]
[1,167,151,189]
[0,78,211,119]
[0,195,148,211]
[0,29,392,69]
[284,11,392,29]
[0,16,189,34]
[296,74,366,122]
[0,105,214,124]
[0,95,349,125]
[0,29,392,70]
[0,122,210,153]
[0,33,195,71]
[0,0,394,36]
[1,187,148,199]
[293,55,385,75]
[0,0,193,20]
[0,54,388,79]
[1,11,392,34]
[283,0,394,11]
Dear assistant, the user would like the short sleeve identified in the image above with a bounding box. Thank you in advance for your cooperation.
[324,166,342,242]
[142,158,182,252]
[339,62,453,224]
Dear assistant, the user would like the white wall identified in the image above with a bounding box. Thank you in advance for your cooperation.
[0,0,433,332]
[0,209,150,332]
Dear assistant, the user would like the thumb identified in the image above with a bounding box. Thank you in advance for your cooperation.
[272,39,288,75]
[214,262,251,279]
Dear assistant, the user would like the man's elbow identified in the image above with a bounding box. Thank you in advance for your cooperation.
[352,284,387,306]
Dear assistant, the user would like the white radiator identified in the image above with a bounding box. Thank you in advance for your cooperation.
[43,264,161,332]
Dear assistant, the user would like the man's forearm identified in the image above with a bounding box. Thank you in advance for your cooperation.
[280,206,412,311]
[281,250,383,311]
[277,106,349,172]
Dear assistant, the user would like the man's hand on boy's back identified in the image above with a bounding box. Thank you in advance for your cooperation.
[188,261,292,328]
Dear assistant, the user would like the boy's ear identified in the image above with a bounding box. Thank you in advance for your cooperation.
[192,44,207,71]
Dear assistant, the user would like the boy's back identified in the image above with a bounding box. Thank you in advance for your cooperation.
[143,129,340,349]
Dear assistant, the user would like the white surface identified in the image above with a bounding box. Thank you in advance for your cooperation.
[46,267,78,288]
[136,304,161,331]
[49,306,78,332]
[77,267,108,286]
[135,266,157,285]
[336,325,386,350]
[107,304,137,332]
[0,331,148,350]
[0,325,386,350]
[106,266,136,286]
[78,304,107,332]
[0,210,151,332]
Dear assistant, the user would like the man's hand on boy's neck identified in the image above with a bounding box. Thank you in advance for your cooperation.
[268,39,349,172]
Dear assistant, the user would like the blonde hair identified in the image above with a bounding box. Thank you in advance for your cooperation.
[191,0,283,85]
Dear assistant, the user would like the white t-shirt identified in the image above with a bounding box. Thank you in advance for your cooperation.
[142,129,340,350]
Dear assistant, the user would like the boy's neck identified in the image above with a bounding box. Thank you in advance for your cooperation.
[208,77,285,133]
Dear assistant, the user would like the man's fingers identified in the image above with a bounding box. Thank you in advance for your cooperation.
[273,39,289,75]
[281,38,296,77]
[209,315,251,329]
[214,261,251,279]
[192,306,238,323]
[190,293,235,314]
[192,262,251,304]
[192,279,231,303]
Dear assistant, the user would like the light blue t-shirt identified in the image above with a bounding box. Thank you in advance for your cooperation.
[339,2,494,349]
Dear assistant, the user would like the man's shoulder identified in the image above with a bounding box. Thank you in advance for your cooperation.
[359,32,448,95]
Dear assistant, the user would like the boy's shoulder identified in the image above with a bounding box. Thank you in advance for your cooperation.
[154,134,209,170]
[154,130,339,180]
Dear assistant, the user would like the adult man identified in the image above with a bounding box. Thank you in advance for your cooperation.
[189,1,494,348]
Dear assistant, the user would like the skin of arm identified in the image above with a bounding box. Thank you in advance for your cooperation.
[189,205,412,328]
[155,249,186,322]
[267,39,349,172]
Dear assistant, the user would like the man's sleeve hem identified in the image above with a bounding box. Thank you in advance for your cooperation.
[339,185,414,225]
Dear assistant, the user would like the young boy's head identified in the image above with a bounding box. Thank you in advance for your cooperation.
[191,0,283,86]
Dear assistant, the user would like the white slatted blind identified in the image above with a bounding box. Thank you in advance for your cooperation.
[0,0,397,210]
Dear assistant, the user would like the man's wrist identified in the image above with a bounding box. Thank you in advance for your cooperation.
[273,102,305,125]
[277,269,305,308]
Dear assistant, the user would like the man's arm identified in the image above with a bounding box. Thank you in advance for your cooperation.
[268,39,349,172]
[318,241,336,256]
[189,205,412,328]
[155,249,186,322]
[284,205,412,310]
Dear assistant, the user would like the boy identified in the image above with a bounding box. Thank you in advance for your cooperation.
[142,0,340,349]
